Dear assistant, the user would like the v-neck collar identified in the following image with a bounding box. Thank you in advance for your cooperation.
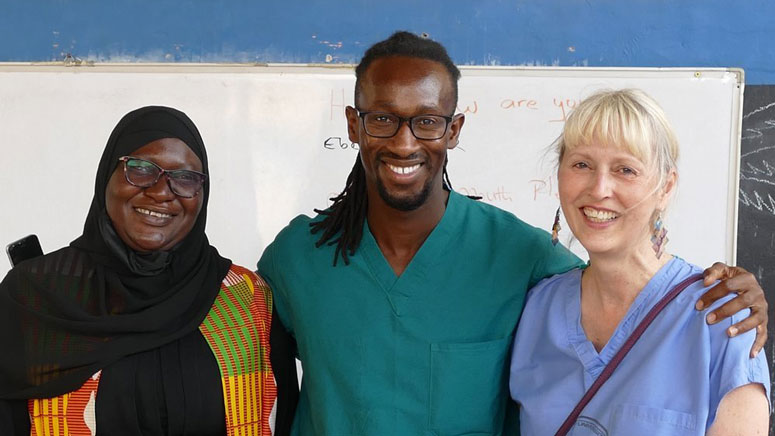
[360,190,462,295]
[564,257,681,378]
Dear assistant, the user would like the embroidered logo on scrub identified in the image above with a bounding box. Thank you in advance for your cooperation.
[572,416,608,436]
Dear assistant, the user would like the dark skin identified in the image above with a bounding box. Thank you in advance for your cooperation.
[105,138,204,253]
[346,56,464,276]
[346,55,768,355]
[701,263,768,357]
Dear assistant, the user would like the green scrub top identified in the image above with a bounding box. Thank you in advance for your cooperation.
[258,191,581,436]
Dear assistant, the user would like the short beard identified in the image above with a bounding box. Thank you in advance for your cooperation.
[376,176,434,212]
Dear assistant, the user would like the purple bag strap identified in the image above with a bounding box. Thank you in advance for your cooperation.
[554,273,704,436]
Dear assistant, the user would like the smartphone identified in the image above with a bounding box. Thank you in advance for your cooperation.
[6,234,43,267]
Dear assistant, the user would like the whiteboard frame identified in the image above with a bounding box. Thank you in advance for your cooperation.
[0,63,743,266]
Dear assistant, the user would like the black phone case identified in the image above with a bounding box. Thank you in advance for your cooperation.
[6,234,43,267]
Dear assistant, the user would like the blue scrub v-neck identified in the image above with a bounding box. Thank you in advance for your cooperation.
[511,256,770,435]
[565,258,677,381]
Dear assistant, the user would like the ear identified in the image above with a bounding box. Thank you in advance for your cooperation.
[447,113,465,150]
[345,106,360,144]
[658,169,678,209]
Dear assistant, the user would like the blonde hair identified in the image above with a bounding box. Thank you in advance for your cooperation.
[556,88,679,190]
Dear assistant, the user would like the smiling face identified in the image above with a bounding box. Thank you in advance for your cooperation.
[346,56,464,212]
[558,142,675,259]
[105,137,204,253]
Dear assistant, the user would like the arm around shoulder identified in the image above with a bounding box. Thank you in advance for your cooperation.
[528,231,583,287]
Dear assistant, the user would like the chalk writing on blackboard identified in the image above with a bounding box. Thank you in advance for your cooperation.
[741,120,775,140]
[742,101,775,120]
[741,146,775,185]
[739,145,775,215]
[739,190,775,215]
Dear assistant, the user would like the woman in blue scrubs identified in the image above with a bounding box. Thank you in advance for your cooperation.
[510,89,770,435]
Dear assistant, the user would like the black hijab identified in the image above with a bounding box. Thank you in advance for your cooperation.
[0,106,231,399]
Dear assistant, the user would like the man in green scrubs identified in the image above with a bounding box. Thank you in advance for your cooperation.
[258,31,768,435]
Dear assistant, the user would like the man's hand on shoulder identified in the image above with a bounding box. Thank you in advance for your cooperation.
[695,262,768,357]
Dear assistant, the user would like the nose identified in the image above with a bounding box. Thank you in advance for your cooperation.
[391,119,419,151]
[590,170,614,199]
[143,174,176,201]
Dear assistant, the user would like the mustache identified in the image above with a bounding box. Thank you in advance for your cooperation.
[376,151,426,161]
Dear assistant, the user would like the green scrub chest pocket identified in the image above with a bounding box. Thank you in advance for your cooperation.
[429,335,513,435]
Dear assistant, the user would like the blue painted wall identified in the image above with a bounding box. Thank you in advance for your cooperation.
[2,1,774,84]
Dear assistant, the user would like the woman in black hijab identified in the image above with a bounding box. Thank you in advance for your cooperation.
[0,106,295,435]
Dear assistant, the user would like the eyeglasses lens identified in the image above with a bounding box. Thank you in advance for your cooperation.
[167,171,204,198]
[410,116,448,139]
[125,158,161,186]
[124,158,205,198]
[363,113,399,137]
[363,113,448,140]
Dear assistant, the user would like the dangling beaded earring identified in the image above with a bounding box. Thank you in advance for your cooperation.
[651,211,668,259]
[551,207,562,246]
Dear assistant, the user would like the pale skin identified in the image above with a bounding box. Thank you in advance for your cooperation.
[560,143,768,433]
[706,384,769,436]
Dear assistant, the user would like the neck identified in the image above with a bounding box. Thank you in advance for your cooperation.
[367,187,449,276]
[580,241,672,352]
[583,242,672,309]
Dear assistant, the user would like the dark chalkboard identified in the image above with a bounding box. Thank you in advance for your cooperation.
[738,85,775,432]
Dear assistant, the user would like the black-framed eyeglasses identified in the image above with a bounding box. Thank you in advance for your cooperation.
[356,110,454,140]
[118,156,207,198]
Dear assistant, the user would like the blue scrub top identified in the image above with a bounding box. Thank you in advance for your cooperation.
[510,257,770,435]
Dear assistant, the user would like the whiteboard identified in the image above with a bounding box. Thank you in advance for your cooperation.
[0,64,742,279]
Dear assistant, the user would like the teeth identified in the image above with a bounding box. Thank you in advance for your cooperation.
[583,207,618,222]
[136,208,171,219]
[386,163,421,175]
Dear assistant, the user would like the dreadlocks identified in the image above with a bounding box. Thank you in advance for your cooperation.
[310,31,463,266]
[354,31,461,111]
